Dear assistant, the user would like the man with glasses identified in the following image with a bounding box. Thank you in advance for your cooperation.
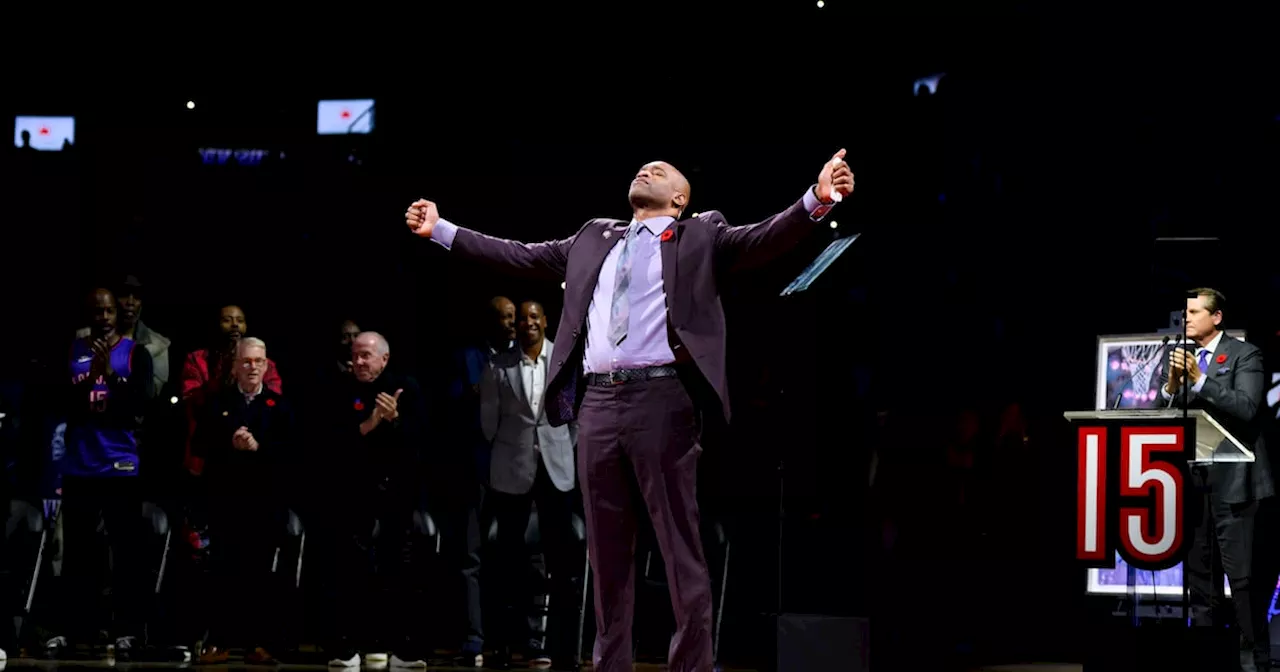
[192,337,295,665]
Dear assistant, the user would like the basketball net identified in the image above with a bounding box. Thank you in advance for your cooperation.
[1121,344,1163,401]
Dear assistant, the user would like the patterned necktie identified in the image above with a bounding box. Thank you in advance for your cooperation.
[608,224,642,346]
[1198,349,1210,371]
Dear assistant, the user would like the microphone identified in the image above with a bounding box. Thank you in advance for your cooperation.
[1114,335,1170,409]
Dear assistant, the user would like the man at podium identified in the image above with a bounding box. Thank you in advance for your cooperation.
[1161,287,1273,672]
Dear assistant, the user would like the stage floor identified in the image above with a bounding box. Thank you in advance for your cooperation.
[0,659,1084,672]
[0,658,763,672]
[0,663,751,672]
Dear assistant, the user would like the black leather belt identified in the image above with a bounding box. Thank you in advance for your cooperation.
[585,365,681,387]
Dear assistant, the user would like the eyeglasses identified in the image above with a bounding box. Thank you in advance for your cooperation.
[240,358,268,370]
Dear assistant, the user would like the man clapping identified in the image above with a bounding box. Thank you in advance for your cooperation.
[316,332,430,668]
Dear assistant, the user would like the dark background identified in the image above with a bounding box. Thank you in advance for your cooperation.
[4,5,1279,667]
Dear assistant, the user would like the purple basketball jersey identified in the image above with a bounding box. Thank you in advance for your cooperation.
[65,337,140,477]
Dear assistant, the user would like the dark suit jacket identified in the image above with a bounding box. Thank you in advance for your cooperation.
[192,385,296,506]
[1159,334,1273,504]
[451,192,825,426]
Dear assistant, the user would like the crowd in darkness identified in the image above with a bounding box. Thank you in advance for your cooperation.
[0,117,1076,671]
[0,271,1063,671]
[0,275,591,669]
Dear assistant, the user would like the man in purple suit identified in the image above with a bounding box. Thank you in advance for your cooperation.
[406,150,855,671]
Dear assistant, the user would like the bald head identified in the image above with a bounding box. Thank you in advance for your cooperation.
[352,331,390,382]
[355,331,389,355]
[490,296,516,345]
[87,287,117,340]
[628,160,691,218]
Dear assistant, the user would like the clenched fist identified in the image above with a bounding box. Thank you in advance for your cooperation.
[816,148,855,204]
[405,199,440,238]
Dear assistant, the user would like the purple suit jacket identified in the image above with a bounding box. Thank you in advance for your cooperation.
[451,193,825,427]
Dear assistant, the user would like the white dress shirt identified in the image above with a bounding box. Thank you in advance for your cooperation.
[521,343,549,418]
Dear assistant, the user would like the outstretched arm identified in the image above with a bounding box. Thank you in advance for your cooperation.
[713,149,855,273]
[713,188,833,273]
[406,199,572,281]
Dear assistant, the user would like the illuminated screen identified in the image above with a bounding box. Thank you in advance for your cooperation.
[317,99,374,135]
[1087,331,1246,598]
[14,116,75,150]
[780,234,859,296]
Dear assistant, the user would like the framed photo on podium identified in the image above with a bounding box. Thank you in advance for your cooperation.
[1085,330,1247,598]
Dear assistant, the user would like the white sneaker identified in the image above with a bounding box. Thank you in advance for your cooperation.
[0,647,7,661]
[390,654,427,668]
[328,653,361,667]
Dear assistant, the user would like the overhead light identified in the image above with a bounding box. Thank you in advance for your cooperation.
[914,73,945,96]
[830,220,839,229]
[560,282,566,290]
[186,101,195,110]
[816,0,825,6]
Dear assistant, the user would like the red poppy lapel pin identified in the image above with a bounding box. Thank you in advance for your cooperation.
[1216,354,1227,364]
[354,399,364,411]
[265,398,276,407]
[660,229,674,242]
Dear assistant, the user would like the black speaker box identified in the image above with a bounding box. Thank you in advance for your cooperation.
[775,613,869,672]
[1084,621,1234,672]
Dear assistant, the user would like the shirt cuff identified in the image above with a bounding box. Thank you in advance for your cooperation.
[803,186,836,221]
[432,218,459,250]
[1191,373,1207,394]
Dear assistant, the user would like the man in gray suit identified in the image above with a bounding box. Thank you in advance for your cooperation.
[479,300,577,668]
[1161,287,1273,672]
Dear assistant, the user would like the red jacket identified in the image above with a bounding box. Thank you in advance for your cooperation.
[182,348,283,474]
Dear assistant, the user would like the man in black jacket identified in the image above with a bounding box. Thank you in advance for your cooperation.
[192,337,295,664]
[319,331,429,668]
[1161,288,1273,672]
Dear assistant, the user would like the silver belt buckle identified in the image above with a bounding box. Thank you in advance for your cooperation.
[607,370,622,385]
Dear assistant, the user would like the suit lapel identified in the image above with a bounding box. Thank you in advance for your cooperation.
[660,220,683,300]
[532,341,553,420]
[591,221,628,280]
[505,362,527,410]
[571,222,629,343]
[1209,335,1232,378]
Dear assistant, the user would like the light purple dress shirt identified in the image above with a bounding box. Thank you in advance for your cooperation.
[431,187,831,373]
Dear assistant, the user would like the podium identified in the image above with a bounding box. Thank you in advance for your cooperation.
[1063,409,1255,464]
[1063,408,1255,671]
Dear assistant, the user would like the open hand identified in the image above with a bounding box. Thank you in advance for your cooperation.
[405,200,439,238]
[90,339,114,379]
[1166,349,1198,392]
[816,149,855,204]
[1178,349,1203,383]
[373,389,403,422]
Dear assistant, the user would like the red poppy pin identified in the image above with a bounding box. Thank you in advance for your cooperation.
[265,399,276,407]
[660,229,674,242]
[354,399,364,411]
[1216,354,1227,364]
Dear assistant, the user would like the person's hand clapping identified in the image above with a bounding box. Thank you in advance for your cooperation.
[232,426,259,452]
[373,389,403,423]
[405,200,440,239]
[816,149,855,204]
[89,339,114,379]
[1166,349,1190,393]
